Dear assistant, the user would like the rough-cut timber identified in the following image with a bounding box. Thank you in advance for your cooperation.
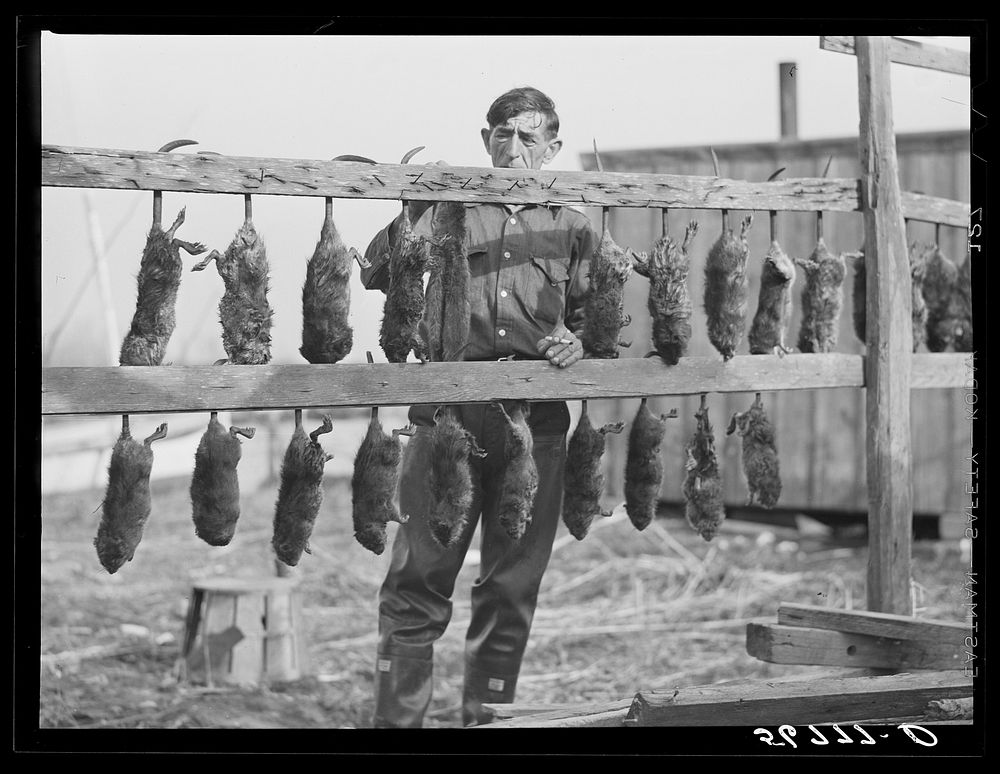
[43,355,874,415]
[776,603,970,647]
[40,145,970,226]
[746,620,965,670]
[625,671,972,726]
[820,35,971,76]
[857,35,914,616]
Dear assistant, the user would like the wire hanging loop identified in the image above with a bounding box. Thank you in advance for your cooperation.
[366,351,378,420]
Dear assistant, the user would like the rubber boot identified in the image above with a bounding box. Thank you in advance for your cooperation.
[462,663,519,727]
[372,652,434,728]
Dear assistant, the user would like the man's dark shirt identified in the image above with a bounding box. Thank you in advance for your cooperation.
[362,202,596,433]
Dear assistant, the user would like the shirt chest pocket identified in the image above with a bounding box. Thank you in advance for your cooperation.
[517,253,570,326]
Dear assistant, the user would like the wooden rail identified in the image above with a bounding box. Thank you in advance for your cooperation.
[858,37,915,616]
[821,35,971,76]
[41,145,970,226]
[41,354,967,416]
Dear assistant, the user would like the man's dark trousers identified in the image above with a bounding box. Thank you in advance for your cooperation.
[373,402,567,727]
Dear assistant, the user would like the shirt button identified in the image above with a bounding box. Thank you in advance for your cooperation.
[509,217,517,225]
[498,329,507,337]
[500,290,508,298]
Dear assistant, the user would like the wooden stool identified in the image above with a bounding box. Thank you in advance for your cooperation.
[179,577,308,686]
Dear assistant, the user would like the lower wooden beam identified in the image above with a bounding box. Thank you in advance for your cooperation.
[625,671,971,727]
[746,620,965,670]
[40,353,967,416]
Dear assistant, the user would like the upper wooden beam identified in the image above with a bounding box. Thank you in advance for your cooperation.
[40,145,969,226]
[821,35,971,76]
[40,354,966,416]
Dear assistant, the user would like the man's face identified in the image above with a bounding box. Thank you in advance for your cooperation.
[481,110,562,170]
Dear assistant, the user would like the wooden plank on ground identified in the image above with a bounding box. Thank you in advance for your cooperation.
[477,698,632,728]
[746,620,965,670]
[776,603,969,647]
[625,671,972,726]
[857,36,914,616]
[41,355,867,416]
[40,145,969,225]
[820,36,971,76]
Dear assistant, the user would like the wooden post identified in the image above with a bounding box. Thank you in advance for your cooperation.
[856,36,913,615]
[779,62,798,139]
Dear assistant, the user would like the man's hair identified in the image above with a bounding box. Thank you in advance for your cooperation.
[485,87,559,138]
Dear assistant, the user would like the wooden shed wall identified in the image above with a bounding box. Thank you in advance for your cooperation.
[579,130,970,514]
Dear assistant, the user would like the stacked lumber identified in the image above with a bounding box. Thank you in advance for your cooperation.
[746,602,970,671]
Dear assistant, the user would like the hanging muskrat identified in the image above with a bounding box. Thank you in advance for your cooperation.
[191,194,273,364]
[494,401,539,541]
[120,140,208,365]
[748,212,796,356]
[726,394,781,509]
[850,238,932,353]
[272,411,334,566]
[909,240,930,352]
[950,253,973,352]
[623,398,677,532]
[189,412,256,547]
[582,209,634,359]
[300,197,360,364]
[350,412,413,555]
[380,201,433,363]
[94,418,168,573]
[795,215,846,354]
[632,215,698,365]
[923,233,959,352]
[704,212,753,361]
[426,407,486,548]
[850,249,867,345]
[425,202,471,362]
[562,400,625,540]
[682,400,725,542]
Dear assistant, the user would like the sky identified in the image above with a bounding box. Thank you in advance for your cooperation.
[38,33,973,368]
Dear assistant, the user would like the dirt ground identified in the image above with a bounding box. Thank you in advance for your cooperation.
[37,449,969,734]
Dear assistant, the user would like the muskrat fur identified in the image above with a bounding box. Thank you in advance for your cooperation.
[909,241,929,352]
[120,208,206,365]
[94,420,168,573]
[494,401,539,541]
[704,214,753,361]
[425,203,471,362]
[192,200,274,364]
[682,403,725,541]
[562,402,625,540]
[189,413,255,547]
[582,224,634,358]
[748,238,796,355]
[795,237,846,354]
[624,398,676,531]
[272,413,334,566]
[351,414,411,555]
[426,407,486,548]
[300,199,358,363]
[950,254,973,352]
[923,243,959,352]
[726,396,781,509]
[632,221,698,365]
[379,204,432,363]
[851,250,867,345]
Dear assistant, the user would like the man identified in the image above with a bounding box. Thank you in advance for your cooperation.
[360,86,596,727]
